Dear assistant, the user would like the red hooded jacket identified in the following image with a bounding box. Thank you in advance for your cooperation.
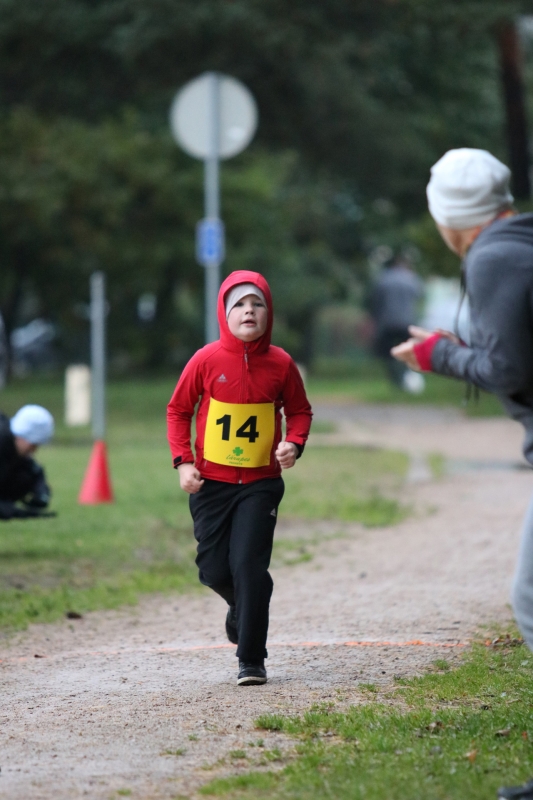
[167,271,313,484]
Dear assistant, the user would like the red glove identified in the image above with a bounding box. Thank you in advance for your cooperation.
[413,334,442,372]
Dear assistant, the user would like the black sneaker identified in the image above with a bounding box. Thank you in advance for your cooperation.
[237,660,267,686]
[498,779,533,799]
[225,605,238,644]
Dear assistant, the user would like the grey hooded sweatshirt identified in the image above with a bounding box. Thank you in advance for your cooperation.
[431,213,533,464]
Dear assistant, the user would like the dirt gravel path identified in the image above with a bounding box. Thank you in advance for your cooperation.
[0,407,530,799]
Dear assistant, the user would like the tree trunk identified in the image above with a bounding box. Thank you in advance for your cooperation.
[497,20,531,200]
[146,261,179,370]
[0,251,27,382]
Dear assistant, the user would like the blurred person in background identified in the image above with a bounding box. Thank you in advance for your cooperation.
[367,252,425,393]
[0,404,55,520]
[391,147,533,800]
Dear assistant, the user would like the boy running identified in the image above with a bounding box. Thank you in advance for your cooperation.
[167,270,312,685]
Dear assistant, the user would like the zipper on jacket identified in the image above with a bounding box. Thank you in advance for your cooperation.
[237,343,250,485]
[240,344,248,402]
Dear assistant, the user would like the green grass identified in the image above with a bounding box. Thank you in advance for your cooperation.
[0,377,197,630]
[307,372,505,417]
[0,438,199,629]
[162,747,187,757]
[428,452,446,479]
[200,636,533,799]
[0,377,410,630]
[281,446,409,526]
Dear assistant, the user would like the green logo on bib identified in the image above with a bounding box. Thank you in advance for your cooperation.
[233,446,244,456]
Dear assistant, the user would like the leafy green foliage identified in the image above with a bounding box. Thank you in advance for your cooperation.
[0,0,531,370]
[0,108,204,363]
[0,110,356,366]
[0,0,522,206]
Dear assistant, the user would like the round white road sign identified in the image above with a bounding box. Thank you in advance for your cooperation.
[170,72,258,160]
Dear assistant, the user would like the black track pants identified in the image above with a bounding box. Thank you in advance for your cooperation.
[189,477,284,662]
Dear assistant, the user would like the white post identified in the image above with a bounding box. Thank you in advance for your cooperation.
[204,72,221,344]
[90,272,106,441]
[65,365,91,426]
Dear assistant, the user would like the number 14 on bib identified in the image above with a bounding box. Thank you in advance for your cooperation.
[204,399,275,467]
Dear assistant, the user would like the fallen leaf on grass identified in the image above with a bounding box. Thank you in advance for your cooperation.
[489,635,524,649]
[427,721,444,732]
[465,749,478,763]
[495,728,511,737]
[523,731,529,740]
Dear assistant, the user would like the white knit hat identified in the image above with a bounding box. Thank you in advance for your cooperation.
[427,148,514,230]
[10,405,54,445]
[225,284,266,319]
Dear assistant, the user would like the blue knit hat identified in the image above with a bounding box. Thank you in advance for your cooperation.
[10,405,54,445]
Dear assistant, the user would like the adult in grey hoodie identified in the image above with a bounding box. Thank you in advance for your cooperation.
[433,212,533,456]
[391,149,533,799]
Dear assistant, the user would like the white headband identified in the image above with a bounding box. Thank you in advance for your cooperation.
[225,284,266,319]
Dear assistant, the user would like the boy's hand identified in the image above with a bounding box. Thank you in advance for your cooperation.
[177,463,204,494]
[275,441,298,470]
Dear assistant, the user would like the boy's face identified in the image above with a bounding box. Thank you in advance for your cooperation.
[227,293,268,342]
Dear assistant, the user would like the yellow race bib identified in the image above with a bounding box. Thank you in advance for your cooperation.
[204,399,275,468]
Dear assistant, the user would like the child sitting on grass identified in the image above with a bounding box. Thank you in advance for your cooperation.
[167,270,312,685]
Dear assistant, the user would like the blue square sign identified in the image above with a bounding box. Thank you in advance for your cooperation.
[196,218,225,266]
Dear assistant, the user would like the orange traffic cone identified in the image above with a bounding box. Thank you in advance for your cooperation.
[78,440,114,504]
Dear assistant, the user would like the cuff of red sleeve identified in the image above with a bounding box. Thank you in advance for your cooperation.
[286,441,304,459]
[413,334,442,372]
[173,454,194,469]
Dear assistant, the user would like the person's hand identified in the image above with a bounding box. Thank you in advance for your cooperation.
[390,339,422,370]
[409,325,461,345]
[177,463,204,494]
[391,326,460,371]
[275,441,298,469]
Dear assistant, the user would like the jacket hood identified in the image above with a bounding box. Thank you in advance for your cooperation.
[217,270,273,353]
[473,212,533,252]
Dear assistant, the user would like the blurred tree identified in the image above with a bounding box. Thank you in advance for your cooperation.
[0,0,528,209]
[0,108,201,373]
[0,0,531,372]
[497,19,531,199]
[0,109,354,371]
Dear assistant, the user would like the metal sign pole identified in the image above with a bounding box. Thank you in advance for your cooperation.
[204,72,221,344]
[170,71,257,344]
[90,271,106,441]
